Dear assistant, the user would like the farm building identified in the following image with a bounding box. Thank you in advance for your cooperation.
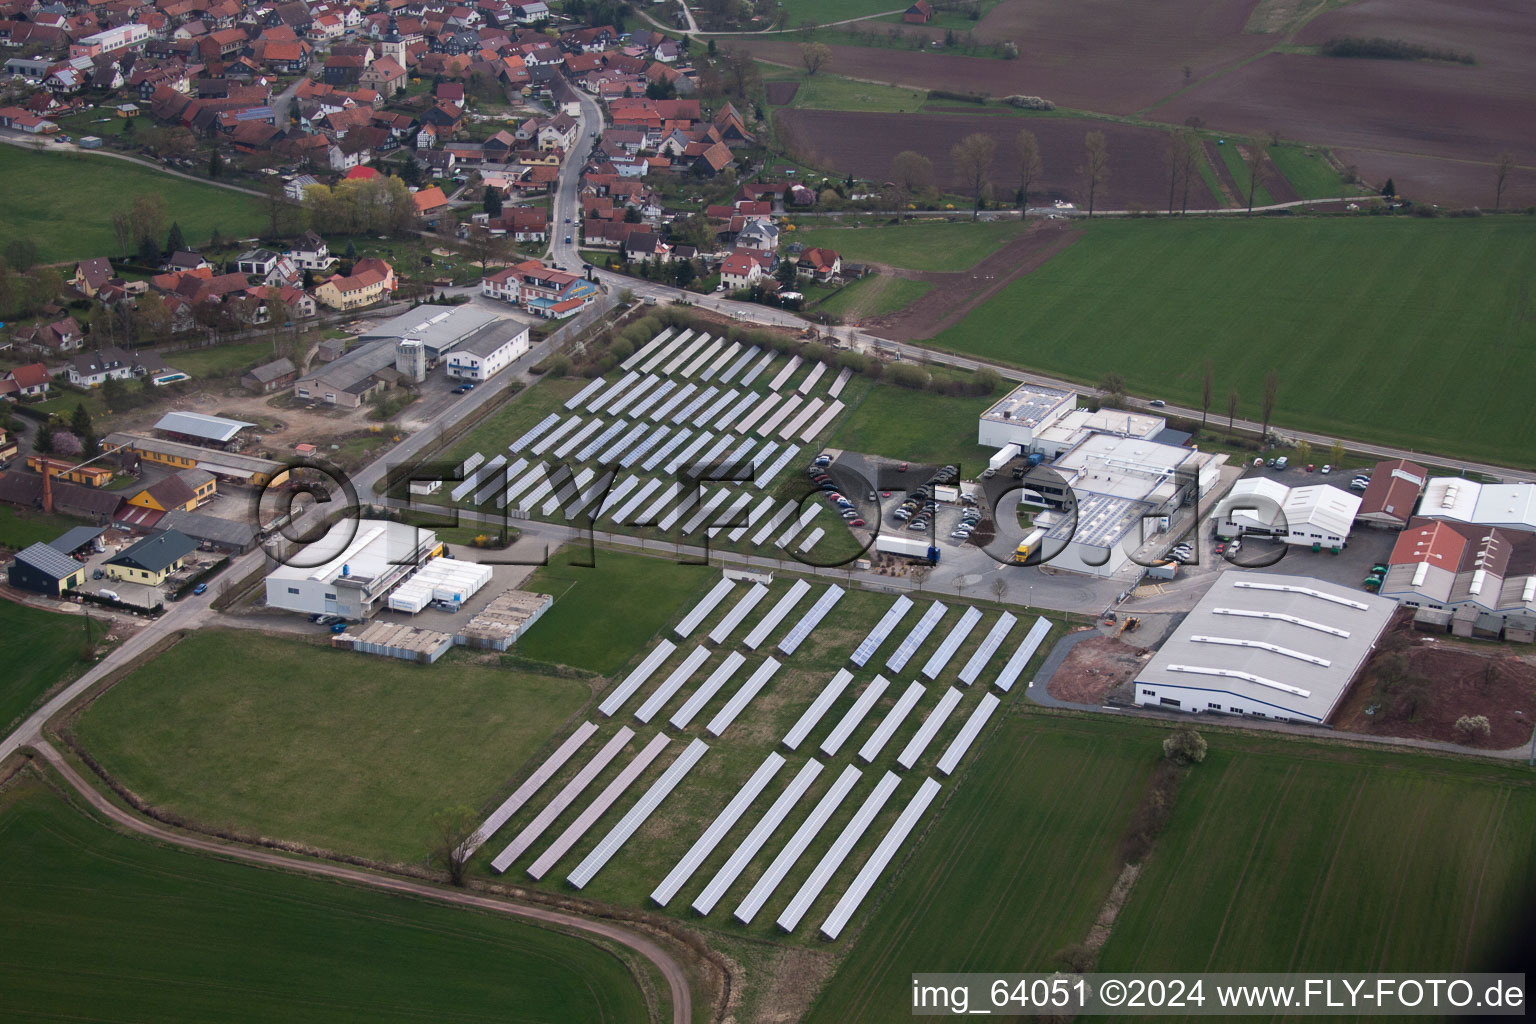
[243,357,299,393]
[105,432,284,488]
[153,411,256,449]
[104,529,197,586]
[1134,571,1397,724]
[1216,478,1360,552]
[1379,518,1536,642]
[124,469,217,513]
[292,340,401,409]
[24,456,113,488]
[8,542,87,597]
[264,518,440,620]
[1355,458,1428,529]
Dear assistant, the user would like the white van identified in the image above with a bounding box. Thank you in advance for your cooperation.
[1275,456,1289,470]
[99,589,120,601]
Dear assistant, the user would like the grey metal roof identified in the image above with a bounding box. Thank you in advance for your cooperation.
[48,526,104,553]
[154,411,255,443]
[455,319,527,358]
[358,303,504,357]
[107,529,198,574]
[1135,571,1398,723]
[158,510,257,549]
[16,542,82,580]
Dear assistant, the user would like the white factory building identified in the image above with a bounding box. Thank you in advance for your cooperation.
[444,320,530,381]
[1216,478,1361,552]
[265,518,440,619]
[1134,571,1397,724]
[1418,478,1536,533]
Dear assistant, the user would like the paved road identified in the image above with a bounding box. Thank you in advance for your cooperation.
[30,739,691,1024]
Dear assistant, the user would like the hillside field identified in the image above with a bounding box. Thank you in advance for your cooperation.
[806,714,1536,1021]
[795,219,1028,272]
[0,775,650,1023]
[0,145,267,263]
[928,216,1536,467]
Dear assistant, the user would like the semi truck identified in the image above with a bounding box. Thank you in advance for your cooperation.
[876,535,939,563]
[1013,527,1046,564]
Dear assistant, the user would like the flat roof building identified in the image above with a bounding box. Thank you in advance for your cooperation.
[359,304,506,362]
[443,320,531,382]
[264,518,439,620]
[1418,478,1536,533]
[977,381,1076,451]
[1134,571,1397,724]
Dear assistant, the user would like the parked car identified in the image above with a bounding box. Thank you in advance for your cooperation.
[1214,542,1226,554]
[192,583,208,596]
[849,518,865,527]
[453,383,474,394]
[897,462,908,472]
[982,467,997,479]
[1321,464,1332,474]
[1275,456,1289,470]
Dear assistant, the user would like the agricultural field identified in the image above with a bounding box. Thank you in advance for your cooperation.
[762,67,929,114]
[1099,729,1536,972]
[768,0,896,29]
[70,630,593,863]
[806,714,1536,1021]
[775,109,1222,211]
[0,601,99,736]
[813,274,934,319]
[929,216,1536,467]
[795,219,1028,272]
[0,775,651,1023]
[0,145,267,263]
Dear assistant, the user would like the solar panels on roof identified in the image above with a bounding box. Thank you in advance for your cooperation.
[526,732,670,880]
[851,595,914,667]
[464,721,596,859]
[693,758,822,916]
[566,377,606,409]
[669,651,745,729]
[936,692,999,775]
[776,771,901,932]
[857,681,925,763]
[887,601,949,673]
[768,353,802,391]
[733,764,860,925]
[896,687,964,769]
[509,412,562,452]
[744,579,810,649]
[783,669,854,751]
[994,616,1051,692]
[566,737,708,889]
[491,726,633,872]
[921,606,983,680]
[651,752,784,908]
[705,657,782,736]
[819,777,941,939]
[778,584,845,656]
[708,583,769,644]
[958,613,1017,685]
[821,675,891,757]
[600,639,677,716]
[636,645,712,723]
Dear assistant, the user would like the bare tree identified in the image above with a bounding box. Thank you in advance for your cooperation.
[910,564,932,591]
[430,805,479,886]
[1177,128,1199,214]
[1261,369,1278,441]
[891,149,934,216]
[1227,387,1239,435]
[951,133,997,220]
[1243,142,1268,213]
[111,210,133,255]
[1494,151,1516,210]
[1200,359,1213,430]
[799,41,831,74]
[720,47,756,97]
[991,575,1008,604]
[1015,128,1042,219]
[1165,131,1185,214]
[1079,130,1109,217]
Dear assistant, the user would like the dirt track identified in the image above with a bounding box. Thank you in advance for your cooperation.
[29,739,694,1024]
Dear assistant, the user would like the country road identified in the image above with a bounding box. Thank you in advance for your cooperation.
[29,740,693,1024]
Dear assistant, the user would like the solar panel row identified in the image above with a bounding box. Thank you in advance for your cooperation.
[526,732,672,880]
[738,350,775,387]
[490,726,634,872]
[801,399,845,443]
[586,371,639,413]
[705,657,782,736]
[920,606,983,680]
[857,681,926,763]
[567,737,709,889]
[733,764,860,925]
[781,397,824,441]
[509,412,563,452]
[708,583,768,645]
[851,595,915,667]
[994,616,1052,692]
[464,721,596,860]
[778,584,845,656]
[636,645,713,723]
[886,601,949,673]
[755,443,801,487]
[744,579,810,649]
[936,692,1000,775]
[599,638,677,716]
[730,495,778,543]
[818,777,941,939]
[781,669,854,751]
[706,491,755,538]
[610,477,662,524]
[641,427,692,472]
[552,417,606,460]
[530,415,582,456]
[692,758,822,916]
[768,353,803,391]
[957,613,1017,685]
[648,381,697,424]
[638,328,688,373]
[797,360,827,395]
[827,366,852,398]
[749,500,796,548]
[776,771,900,932]
[821,675,890,757]
[606,374,660,417]
[895,686,963,769]
[650,752,784,908]
[625,378,676,420]
[669,650,746,729]
[661,331,707,376]
[718,345,759,385]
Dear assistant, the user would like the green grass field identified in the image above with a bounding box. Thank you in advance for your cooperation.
[828,378,997,466]
[0,775,650,1023]
[930,216,1536,466]
[514,546,717,676]
[1266,143,1351,200]
[795,219,1027,271]
[1219,141,1276,208]
[772,0,898,28]
[72,630,593,863]
[0,145,267,263]
[765,68,928,113]
[808,714,1536,1021]
[446,375,582,466]
[169,339,287,379]
[0,505,91,551]
[0,601,97,735]
[815,274,933,319]
[1100,731,1536,973]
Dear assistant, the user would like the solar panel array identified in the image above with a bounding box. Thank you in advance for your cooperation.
[778,504,821,548]
[818,777,941,939]
[782,669,854,751]
[701,342,739,381]
[705,657,781,736]
[464,721,596,859]
[776,771,900,932]
[749,501,796,548]
[649,381,696,423]
[958,613,1017,685]
[798,360,827,394]
[719,345,758,384]
[735,392,780,435]
[567,737,708,889]
[692,758,822,916]
[641,428,692,473]
[895,687,964,769]
[708,583,768,644]
[778,584,845,656]
[857,681,926,763]
[509,412,562,452]
[491,726,633,872]
[650,752,784,907]
[531,415,580,454]
[734,764,860,925]
[798,527,824,553]
[526,732,670,880]
[801,400,845,443]
[600,639,677,716]
[680,487,732,535]
[820,675,890,756]
[936,692,1000,775]
[575,418,629,463]
[920,607,983,680]
[994,616,1052,692]
[669,651,745,729]
[626,379,675,420]
[886,601,949,673]
[738,350,774,387]
[639,328,688,372]
[553,417,605,459]
[587,372,638,413]
[672,385,718,425]
[758,394,803,436]
[768,354,802,391]
[606,375,659,417]
[706,492,755,538]
[620,425,668,468]
[744,579,810,649]
[680,337,725,379]
[827,366,852,398]
[635,645,712,723]
[611,477,662,524]
[622,327,670,371]
[781,397,823,440]
[851,596,915,667]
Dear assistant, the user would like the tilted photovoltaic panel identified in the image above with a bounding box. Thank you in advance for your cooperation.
[895,687,964,770]
[675,578,736,638]
[797,360,827,394]
[586,371,639,413]
[680,337,726,379]
[623,326,672,371]
[619,425,669,468]
[731,495,778,543]
[664,431,714,474]
[851,596,914,667]
[530,415,582,456]
[733,763,860,925]
[777,584,845,656]
[758,394,803,436]
[699,341,740,382]
[705,657,782,736]
[669,650,746,729]
[640,328,691,373]
[714,391,761,432]
[641,427,692,472]
[857,681,926,763]
[718,345,759,385]
[958,613,1017,685]
[936,692,1000,775]
[749,500,797,548]
[650,752,784,907]
[818,777,941,939]
[755,444,800,487]
[694,388,739,430]
[886,601,949,673]
[692,758,822,916]
[552,417,606,460]
[681,487,733,536]
[567,737,709,889]
[735,392,781,435]
[780,397,824,441]
[565,377,606,409]
[820,675,890,757]
[920,606,984,680]
[463,721,595,859]
[648,381,696,424]
[626,378,677,420]
[706,491,755,538]
[782,669,854,751]
[605,374,660,416]
[775,771,900,932]
[599,639,677,716]
[575,418,630,463]
[768,353,802,391]
[672,385,718,425]
[490,726,633,872]
[801,400,845,443]
[527,732,670,880]
[635,645,713,723]
[827,366,852,398]
[738,350,775,387]
[611,477,662,524]
[509,412,562,452]
[994,616,1052,692]
[661,331,707,376]
[743,578,810,649]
